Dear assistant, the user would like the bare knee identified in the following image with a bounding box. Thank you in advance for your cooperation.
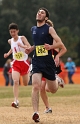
[33,84,39,91]
[45,89,50,92]
[32,83,40,92]
[45,87,50,92]
[24,83,27,86]
[23,81,28,86]
[14,79,19,85]
[23,78,29,86]
[50,88,58,93]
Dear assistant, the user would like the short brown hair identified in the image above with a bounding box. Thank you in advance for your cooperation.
[9,23,19,30]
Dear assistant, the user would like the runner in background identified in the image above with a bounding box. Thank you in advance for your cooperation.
[59,59,67,84]
[40,19,63,113]
[3,58,13,86]
[4,22,31,108]
[65,57,76,84]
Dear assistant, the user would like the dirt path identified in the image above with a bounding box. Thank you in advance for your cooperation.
[0,104,80,124]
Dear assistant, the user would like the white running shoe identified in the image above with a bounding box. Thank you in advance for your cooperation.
[11,101,19,108]
[44,108,52,113]
[56,75,64,88]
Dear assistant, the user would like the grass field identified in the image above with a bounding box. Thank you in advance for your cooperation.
[0,84,80,124]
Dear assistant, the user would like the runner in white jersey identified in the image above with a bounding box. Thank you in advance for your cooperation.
[11,36,28,61]
[4,23,31,108]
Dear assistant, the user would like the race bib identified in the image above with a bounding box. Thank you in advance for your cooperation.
[36,45,48,56]
[14,52,24,60]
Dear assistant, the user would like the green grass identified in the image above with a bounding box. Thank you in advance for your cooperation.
[0,84,80,99]
[48,84,80,97]
[0,86,32,99]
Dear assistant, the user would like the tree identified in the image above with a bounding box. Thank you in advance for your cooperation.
[0,0,80,66]
[57,27,79,63]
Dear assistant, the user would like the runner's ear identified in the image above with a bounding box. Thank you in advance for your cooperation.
[45,17,48,21]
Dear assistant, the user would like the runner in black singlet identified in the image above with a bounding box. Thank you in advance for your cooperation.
[25,7,67,122]
[31,23,56,80]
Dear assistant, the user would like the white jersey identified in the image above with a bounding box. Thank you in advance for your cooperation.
[11,36,28,61]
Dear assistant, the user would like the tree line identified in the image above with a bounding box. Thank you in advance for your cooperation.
[0,0,80,67]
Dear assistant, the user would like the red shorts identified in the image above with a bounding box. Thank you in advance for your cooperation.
[8,68,12,73]
[42,77,46,81]
[12,60,30,76]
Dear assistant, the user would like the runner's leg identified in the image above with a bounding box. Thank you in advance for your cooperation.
[12,70,20,102]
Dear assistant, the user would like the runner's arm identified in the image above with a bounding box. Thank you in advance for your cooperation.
[25,45,35,54]
[4,39,12,58]
[44,27,67,57]
[20,36,31,49]
[4,49,12,58]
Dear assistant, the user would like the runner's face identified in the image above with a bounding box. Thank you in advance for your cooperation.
[36,9,47,22]
[9,29,19,38]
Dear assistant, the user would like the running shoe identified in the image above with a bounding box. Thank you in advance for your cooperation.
[44,108,52,113]
[56,75,64,88]
[32,112,40,123]
[11,101,19,108]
